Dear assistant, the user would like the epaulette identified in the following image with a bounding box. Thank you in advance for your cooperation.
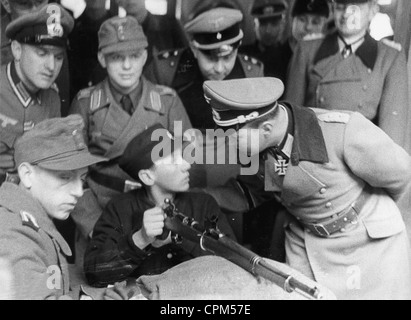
[317,112,350,124]
[89,89,103,112]
[20,211,40,232]
[50,83,59,93]
[77,87,94,101]
[381,38,402,52]
[155,85,176,97]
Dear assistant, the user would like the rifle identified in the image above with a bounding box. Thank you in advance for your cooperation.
[161,199,325,300]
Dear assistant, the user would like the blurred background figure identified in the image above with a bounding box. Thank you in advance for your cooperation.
[240,0,292,82]
[289,0,330,50]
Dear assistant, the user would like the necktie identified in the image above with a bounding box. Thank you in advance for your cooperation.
[121,95,133,115]
[342,44,352,59]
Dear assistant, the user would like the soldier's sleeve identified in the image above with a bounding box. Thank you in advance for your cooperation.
[344,112,411,201]
[377,48,410,153]
[284,42,309,106]
[68,89,92,145]
[0,217,66,300]
[166,89,193,133]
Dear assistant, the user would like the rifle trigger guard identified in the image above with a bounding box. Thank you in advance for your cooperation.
[251,256,261,275]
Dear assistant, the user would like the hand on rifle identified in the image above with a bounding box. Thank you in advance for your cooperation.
[132,207,171,249]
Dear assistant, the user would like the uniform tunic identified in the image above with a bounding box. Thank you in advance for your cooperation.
[84,189,236,287]
[69,77,192,240]
[208,103,411,300]
[285,32,410,152]
[0,63,61,177]
[0,183,72,300]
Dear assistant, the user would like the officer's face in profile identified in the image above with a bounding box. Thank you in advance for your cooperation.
[11,42,65,92]
[148,151,191,194]
[292,14,328,41]
[255,17,284,47]
[7,0,48,20]
[19,165,87,221]
[333,2,377,38]
[193,47,238,81]
[99,49,147,94]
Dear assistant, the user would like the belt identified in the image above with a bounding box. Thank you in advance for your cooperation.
[0,172,20,185]
[89,171,141,193]
[301,189,371,238]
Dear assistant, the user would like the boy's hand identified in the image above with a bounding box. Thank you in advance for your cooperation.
[142,207,167,241]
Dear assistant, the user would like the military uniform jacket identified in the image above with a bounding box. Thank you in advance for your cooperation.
[84,189,236,288]
[0,183,72,300]
[285,32,410,153]
[209,104,411,299]
[0,63,61,175]
[145,48,264,129]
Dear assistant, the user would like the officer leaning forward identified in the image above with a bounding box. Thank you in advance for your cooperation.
[146,6,264,130]
[0,3,74,186]
[68,16,192,268]
[203,77,411,300]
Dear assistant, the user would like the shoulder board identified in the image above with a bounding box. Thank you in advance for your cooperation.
[77,87,94,100]
[155,85,176,97]
[317,112,350,124]
[19,210,40,232]
[89,89,103,112]
[381,38,402,52]
[50,83,59,93]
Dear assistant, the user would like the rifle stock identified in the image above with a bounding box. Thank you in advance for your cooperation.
[163,199,324,300]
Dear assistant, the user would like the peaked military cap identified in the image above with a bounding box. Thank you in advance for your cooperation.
[292,0,330,18]
[203,77,284,127]
[184,8,244,55]
[98,16,148,55]
[6,3,74,47]
[251,0,288,20]
[14,115,107,171]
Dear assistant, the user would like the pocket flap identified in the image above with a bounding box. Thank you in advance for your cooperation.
[363,216,405,239]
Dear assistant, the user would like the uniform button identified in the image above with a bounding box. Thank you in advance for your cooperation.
[170,62,175,67]
[367,69,372,74]
[326,202,332,208]
[362,85,368,91]
[319,97,325,104]
[320,188,327,194]
[306,229,311,233]
[247,66,252,71]
[167,253,173,259]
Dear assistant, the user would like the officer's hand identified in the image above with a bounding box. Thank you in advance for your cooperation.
[142,207,167,242]
[103,282,132,300]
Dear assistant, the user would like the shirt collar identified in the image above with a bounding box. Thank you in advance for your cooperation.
[7,62,41,107]
[314,31,378,70]
[109,80,143,111]
[283,103,329,165]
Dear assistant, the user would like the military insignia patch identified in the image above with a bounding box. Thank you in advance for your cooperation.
[150,91,162,112]
[20,211,40,232]
[90,90,102,111]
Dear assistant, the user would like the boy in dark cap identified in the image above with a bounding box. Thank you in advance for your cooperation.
[0,115,107,299]
[201,76,411,300]
[285,0,410,154]
[0,3,74,186]
[83,124,236,287]
[240,0,292,82]
[290,0,330,47]
[69,15,191,270]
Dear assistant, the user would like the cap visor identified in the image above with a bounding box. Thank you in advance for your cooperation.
[100,41,148,55]
[37,153,107,171]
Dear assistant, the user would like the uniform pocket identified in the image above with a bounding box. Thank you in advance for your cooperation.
[363,215,405,239]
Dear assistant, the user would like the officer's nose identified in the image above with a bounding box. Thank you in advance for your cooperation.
[214,59,225,73]
[71,178,84,199]
[305,20,315,33]
[181,158,191,172]
[123,56,131,69]
[45,55,55,72]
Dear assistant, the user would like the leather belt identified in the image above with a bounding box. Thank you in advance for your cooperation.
[301,189,371,238]
[89,171,141,193]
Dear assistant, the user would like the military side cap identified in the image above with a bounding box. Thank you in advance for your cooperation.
[252,0,288,20]
[6,3,74,47]
[14,115,107,171]
[203,77,284,127]
[292,0,330,18]
[98,16,148,55]
[119,124,187,182]
[184,8,244,51]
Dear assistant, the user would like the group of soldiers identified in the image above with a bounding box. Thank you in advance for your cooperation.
[1,0,411,300]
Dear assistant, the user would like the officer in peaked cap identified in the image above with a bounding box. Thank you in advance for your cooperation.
[0,3,74,187]
[290,0,330,44]
[0,115,107,299]
[240,0,291,82]
[145,6,264,130]
[285,0,410,153]
[202,77,411,300]
[68,15,191,270]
